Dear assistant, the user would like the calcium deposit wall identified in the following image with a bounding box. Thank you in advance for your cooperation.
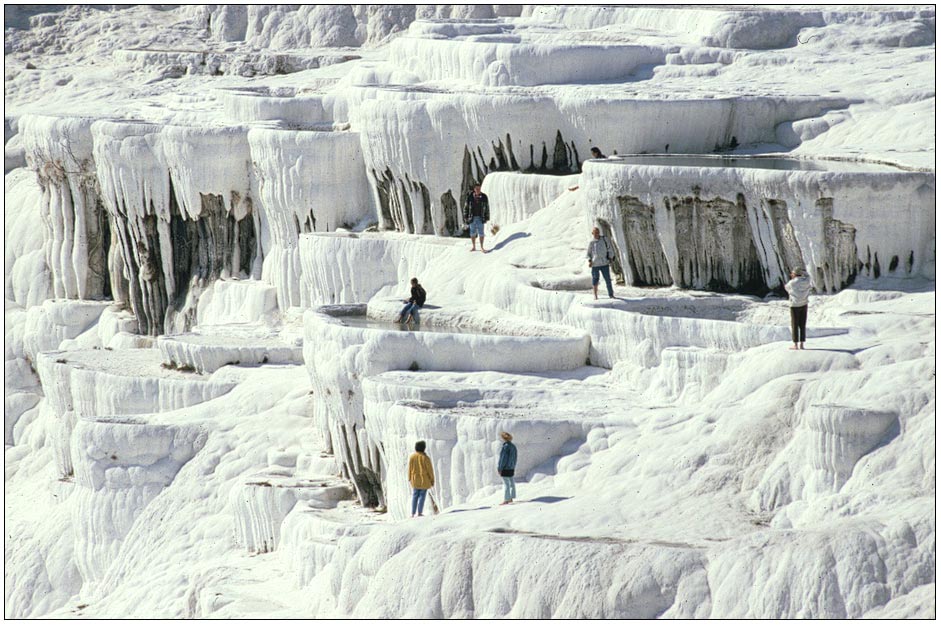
[580,159,935,294]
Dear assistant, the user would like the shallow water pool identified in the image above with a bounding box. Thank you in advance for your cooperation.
[333,315,504,336]
[606,155,905,173]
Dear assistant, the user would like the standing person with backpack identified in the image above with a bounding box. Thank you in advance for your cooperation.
[587,226,615,299]
[395,277,426,324]
[408,440,435,517]
[463,184,490,253]
[497,432,517,505]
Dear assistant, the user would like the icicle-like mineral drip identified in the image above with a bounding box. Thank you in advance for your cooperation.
[20,115,111,301]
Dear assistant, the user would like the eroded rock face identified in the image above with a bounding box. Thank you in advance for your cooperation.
[371,129,580,237]
[762,198,805,283]
[20,116,111,301]
[816,198,858,292]
[611,191,766,293]
[668,191,766,293]
[583,160,934,295]
[93,121,258,336]
[107,190,257,335]
[617,195,672,287]
[752,404,900,513]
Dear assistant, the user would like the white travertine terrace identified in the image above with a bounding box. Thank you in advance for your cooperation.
[4,4,935,620]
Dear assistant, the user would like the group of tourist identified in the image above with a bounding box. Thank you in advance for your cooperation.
[407,432,518,517]
[398,145,814,343]
[396,149,813,518]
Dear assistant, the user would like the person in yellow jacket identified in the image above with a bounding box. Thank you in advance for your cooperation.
[408,440,435,517]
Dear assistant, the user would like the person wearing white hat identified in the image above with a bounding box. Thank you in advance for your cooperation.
[784,267,812,350]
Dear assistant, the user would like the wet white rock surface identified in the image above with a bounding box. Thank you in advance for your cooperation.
[4,4,935,620]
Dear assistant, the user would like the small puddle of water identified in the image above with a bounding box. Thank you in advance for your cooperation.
[609,155,904,173]
[333,315,502,336]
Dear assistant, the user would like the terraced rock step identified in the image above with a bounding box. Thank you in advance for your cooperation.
[72,415,209,583]
[21,299,111,361]
[363,368,626,519]
[304,303,591,508]
[158,332,303,374]
[113,48,359,77]
[753,404,900,512]
[231,473,354,554]
[35,348,236,477]
[280,504,382,588]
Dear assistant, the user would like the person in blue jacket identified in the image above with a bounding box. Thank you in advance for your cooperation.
[497,431,518,505]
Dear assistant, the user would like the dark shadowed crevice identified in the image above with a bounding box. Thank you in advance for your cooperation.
[764,198,805,287]
[398,179,415,233]
[372,168,395,228]
[615,196,672,287]
[441,190,460,235]
[818,197,857,290]
[552,130,568,171]
[98,199,113,300]
[505,132,519,170]
[419,182,433,234]
[668,191,766,294]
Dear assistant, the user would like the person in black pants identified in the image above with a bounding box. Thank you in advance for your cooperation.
[784,268,812,350]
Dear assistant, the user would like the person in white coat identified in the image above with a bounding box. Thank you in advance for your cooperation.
[784,267,812,350]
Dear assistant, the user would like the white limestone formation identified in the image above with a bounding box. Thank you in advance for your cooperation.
[34,349,235,477]
[4,4,935,620]
[481,171,580,227]
[581,157,936,293]
[248,126,371,308]
[71,417,209,583]
[19,115,110,301]
[231,474,353,554]
[753,404,900,512]
[92,120,258,335]
[303,305,589,506]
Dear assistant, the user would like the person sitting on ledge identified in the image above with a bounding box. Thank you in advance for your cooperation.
[590,146,606,159]
[395,277,426,324]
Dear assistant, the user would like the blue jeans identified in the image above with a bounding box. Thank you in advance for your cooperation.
[591,265,614,297]
[502,476,516,501]
[468,216,485,238]
[398,302,420,323]
[411,488,428,515]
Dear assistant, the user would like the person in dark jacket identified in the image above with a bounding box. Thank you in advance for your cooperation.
[463,184,490,253]
[395,277,426,324]
[590,146,606,159]
[497,431,518,505]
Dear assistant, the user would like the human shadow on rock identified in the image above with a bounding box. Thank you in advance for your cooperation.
[493,232,531,251]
